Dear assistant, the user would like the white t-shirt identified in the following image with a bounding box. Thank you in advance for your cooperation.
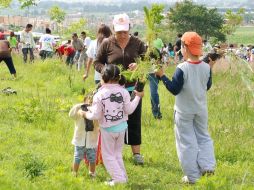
[84,37,91,48]
[20,30,35,48]
[86,39,101,81]
[39,34,56,52]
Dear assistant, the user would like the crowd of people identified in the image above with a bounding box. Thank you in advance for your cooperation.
[1,12,254,186]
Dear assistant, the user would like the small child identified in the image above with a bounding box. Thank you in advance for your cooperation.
[69,96,99,177]
[155,32,216,184]
[79,64,144,186]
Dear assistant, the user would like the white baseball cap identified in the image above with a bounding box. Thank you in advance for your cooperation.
[113,13,130,32]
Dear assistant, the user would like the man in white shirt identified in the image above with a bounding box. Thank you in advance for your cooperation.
[39,28,56,60]
[20,24,35,63]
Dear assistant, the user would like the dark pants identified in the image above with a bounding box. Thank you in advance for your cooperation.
[39,50,54,60]
[125,92,142,145]
[0,57,16,75]
[148,73,162,118]
[66,53,75,66]
[22,48,34,63]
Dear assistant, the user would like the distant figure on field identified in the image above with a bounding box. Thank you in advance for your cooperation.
[71,33,85,71]
[20,24,35,63]
[7,31,18,53]
[0,28,17,78]
[39,28,56,60]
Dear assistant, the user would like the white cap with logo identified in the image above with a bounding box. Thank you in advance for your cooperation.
[113,13,130,32]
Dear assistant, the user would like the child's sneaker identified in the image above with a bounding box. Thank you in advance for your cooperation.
[89,171,96,178]
[104,179,115,186]
[133,154,144,165]
[72,171,77,177]
[181,176,195,184]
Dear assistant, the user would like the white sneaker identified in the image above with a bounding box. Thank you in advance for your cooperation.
[104,179,115,186]
[181,176,195,184]
[89,171,96,178]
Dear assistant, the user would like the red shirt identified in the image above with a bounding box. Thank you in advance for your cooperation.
[65,46,75,56]
[0,32,5,40]
[57,45,65,55]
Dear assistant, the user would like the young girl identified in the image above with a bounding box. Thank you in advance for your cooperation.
[69,96,99,177]
[80,64,144,186]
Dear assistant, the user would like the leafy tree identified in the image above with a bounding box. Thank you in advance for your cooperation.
[222,8,245,36]
[0,0,38,8]
[167,0,225,41]
[0,0,12,8]
[63,18,88,38]
[143,4,165,47]
[19,0,38,9]
[48,6,66,33]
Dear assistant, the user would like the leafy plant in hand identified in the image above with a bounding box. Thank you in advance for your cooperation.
[120,4,165,92]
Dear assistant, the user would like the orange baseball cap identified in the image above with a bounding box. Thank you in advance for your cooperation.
[181,32,202,56]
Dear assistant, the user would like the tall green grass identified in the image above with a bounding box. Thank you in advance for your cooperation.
[0,55,254,189]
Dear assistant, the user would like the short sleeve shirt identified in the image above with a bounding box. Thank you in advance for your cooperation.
[39,34,55,52]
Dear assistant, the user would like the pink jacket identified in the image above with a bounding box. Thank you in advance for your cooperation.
[86,83,140,128]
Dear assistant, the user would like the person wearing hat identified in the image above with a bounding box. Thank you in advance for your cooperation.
[94,13,146,168]
[155,31,216,184]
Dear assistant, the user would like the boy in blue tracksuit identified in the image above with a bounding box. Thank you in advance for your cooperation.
[155,32,216,184]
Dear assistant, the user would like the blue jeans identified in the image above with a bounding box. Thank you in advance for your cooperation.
[148,73,162,118]
[74,146,96,164]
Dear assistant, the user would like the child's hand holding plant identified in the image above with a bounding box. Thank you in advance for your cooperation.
[155,67,164,78]
[134,90,144,98]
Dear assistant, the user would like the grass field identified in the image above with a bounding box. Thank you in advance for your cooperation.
[227,26,254,45]
[0,54,254,189]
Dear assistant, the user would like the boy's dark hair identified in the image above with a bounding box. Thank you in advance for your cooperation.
[133,31,139,36]
[81,31,86,35]
[67,39,71,43]
[102,64,125,85]
[26,24,33,28]
[177,33,182,38]
[45,28,51,34]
